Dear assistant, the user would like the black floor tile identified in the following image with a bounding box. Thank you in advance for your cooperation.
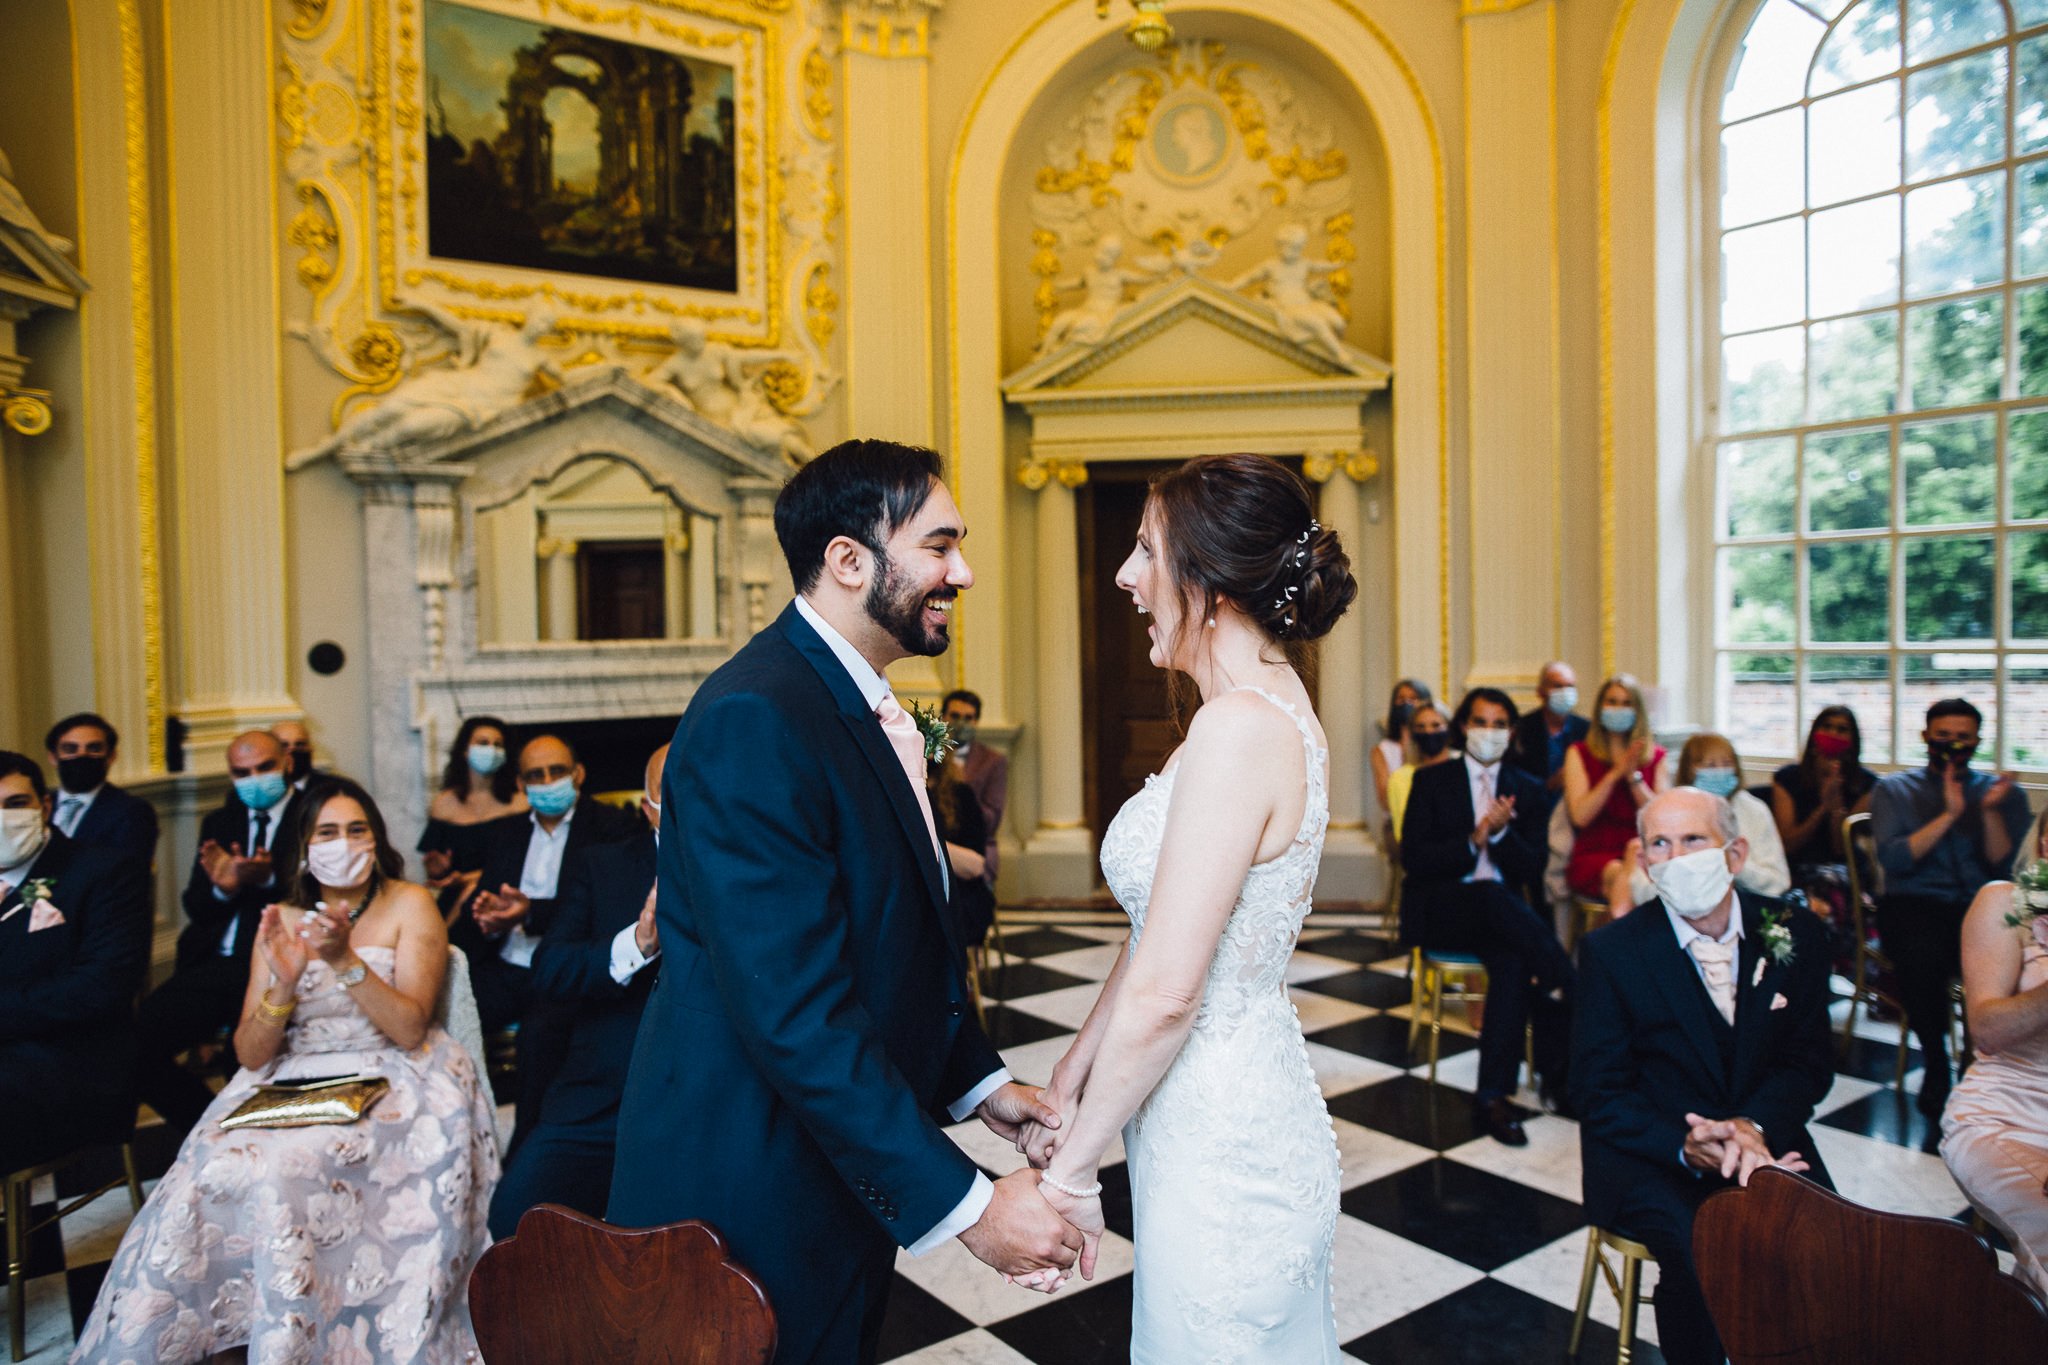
[1296,967,1419,1010]
[1097,1162,1134,1243]
[1818,1088,1943,1153]
[999,928,1110,960]
[1324,1076,1481,1152]
[66,1259,112,1337]
[985,961,1094,1002]
[1302,930,1407,966]
[1340,1158,1585,1271]
[876,1275,976,1360]
[986,1272,1134,1364]
[984,1003,1078,1049]
[1342,1277,1665,1364]
[1834,1031,1921,1084]
[1308,1014,1476,1069]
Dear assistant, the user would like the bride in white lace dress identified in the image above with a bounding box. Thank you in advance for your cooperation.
[1017,454,1358,1362]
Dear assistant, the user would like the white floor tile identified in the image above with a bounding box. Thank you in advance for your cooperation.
[1286,950,1363,985]
[996,1035,1081,1089]
[1812,1072,1884,1119]
[886,1329,1039,1364]
[1306,1041,1404,1099]
[1000,983,1103,1032]
[893,1231,1135,1327]
[1333,1117,1434,1191]
[1289,988,1374,1034]
[1329,1215,1486,1340]
[1811,1126,1969,1220]
[1029,944,1129,980]
[1444,1115,1584,1205]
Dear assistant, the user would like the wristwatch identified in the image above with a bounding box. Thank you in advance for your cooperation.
[334,959,368,989]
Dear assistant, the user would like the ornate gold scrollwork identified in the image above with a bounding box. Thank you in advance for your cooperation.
[1302,448,1379,485]
[800,43,833,139]
[287,182,341,298]
[1035,70,1164,203]
[1323,210,1355,320]
[757,360,807,414]
[1018,458,1089,491]
[328,322,407,429]
[803,263,838,348]
[0,388,55,437]
[286,0,334,41]
[1030,229,1063,338]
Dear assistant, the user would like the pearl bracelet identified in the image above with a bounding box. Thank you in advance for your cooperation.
[1041,1172,1102,1199]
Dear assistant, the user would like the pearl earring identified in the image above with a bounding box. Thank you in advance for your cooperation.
[1206,617,1217,629]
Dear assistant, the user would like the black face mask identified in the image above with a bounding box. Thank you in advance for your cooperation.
[1928,738,1977,769]
[288,750,314,782]
[56,755,109,794]
[1414,730,1451,758]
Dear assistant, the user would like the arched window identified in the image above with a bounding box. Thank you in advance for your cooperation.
[1709,0,2048,771]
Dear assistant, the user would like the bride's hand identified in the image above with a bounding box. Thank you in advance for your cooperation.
[1016,1088,1075,1169]
[1037,1178,1104,1283]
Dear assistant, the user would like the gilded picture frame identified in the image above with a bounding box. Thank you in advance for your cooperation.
[369,0,781,343]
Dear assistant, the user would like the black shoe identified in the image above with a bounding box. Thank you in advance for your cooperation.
[1474,1097,1529,1147]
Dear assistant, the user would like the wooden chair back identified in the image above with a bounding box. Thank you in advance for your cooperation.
[1694,1168,2048,1364]
[469,1205,776,1365]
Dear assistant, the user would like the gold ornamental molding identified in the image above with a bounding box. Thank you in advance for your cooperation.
[1302,448,1378,485]
[1017,457,1088,491]
[1461,0,1548,15]
[120,0,168,772]
[839,0,939,59]
[0,386,54,437]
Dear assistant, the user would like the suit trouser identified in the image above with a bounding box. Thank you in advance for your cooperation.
[134,955,251,1141]
[1876,893,1970,1083]
[488,1114,618,1240]
[1415,880,1575,1102]
[0,1041,133,1173]
[1609,1172,1722,1365]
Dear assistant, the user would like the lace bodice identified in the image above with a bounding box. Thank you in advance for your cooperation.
[1099,687,1330,1032]
[280,945,401,1057]
[1100,685,1342,1362]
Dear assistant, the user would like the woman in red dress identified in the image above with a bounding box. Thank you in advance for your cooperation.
[1563,674,1668,918]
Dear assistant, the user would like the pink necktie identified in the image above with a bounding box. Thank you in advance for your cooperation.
[876,693,943,867]
[1689,938,1737,1026]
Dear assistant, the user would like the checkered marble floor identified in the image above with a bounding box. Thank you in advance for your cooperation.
[15,913,2007,1363]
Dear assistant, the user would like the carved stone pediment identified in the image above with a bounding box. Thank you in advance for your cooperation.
[1001,274,1392,413]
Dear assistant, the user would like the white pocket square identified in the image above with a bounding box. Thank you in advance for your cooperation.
[1753,959,1767,988]
[1770,992,1789,1011]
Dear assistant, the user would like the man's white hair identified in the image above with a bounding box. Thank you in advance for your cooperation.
[1637,786,1741,845]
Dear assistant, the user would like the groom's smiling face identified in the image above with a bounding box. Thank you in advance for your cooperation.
[864,479,972,658]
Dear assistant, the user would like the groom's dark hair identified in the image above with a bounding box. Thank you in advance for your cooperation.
[775,439,945,593]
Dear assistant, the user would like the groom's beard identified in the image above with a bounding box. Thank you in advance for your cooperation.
[865,550,953,656]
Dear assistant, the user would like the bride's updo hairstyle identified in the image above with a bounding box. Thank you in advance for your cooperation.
[1146,453,1358,672]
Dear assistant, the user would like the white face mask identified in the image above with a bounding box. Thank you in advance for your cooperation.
[1648,844,1736,920]
[0,808,49,870]
[1465,727,1511,765]
[305,836,374,888]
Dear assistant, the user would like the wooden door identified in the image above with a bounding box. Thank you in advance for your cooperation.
[577,539,667,640]
[1080,464,1180,847]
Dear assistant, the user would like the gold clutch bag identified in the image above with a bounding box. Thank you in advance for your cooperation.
[218,1074,390,1131]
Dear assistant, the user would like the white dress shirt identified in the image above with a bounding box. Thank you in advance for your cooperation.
[794,595,1010,1255]
[53,785,102,838]
[1462,754,1510,884]
[503,804,576,968]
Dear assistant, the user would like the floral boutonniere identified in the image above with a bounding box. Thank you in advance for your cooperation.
[2004,863,2048,947]
[21,878,56,906]
[908,701,956,765]
[1757,900,1795,969]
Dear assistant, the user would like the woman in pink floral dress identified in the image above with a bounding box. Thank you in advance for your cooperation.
[73,779,499,1365]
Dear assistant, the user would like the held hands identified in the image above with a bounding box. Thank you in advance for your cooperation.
[256,904,312,990]
[975,1083,1062,1145]
[958,1169,1084,1292]
[1016,1088,1075,1169]
[1036,1177,1105,1286]
[470,883,532,936]
[1683,1113,1811,1187]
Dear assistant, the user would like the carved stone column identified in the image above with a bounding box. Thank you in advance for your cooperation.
[1304,448,1385,903]
[1020,457,1093,896]
[1460,0,1564,696]
[360,479,425,841]
[728,477,786,637]
[836,0,942,443]
[538,538,580,643]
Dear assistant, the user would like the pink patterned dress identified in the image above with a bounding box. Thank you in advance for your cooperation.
[72,948,499,1365]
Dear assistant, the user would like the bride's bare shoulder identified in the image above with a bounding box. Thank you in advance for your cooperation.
[1182,690,1302,758]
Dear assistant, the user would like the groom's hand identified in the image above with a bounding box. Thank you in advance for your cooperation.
[975,1083,1061,1144]
[958,1169,1082,1285]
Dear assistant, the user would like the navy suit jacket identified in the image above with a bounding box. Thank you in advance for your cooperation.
[449,797,643,961]
[1,832,153,1127]
[1399,758,1549,893]
[176,790,304,969]
[67,783,160,869]
[1571,889,1836,1227]
[609,605,1001,1351]
[528,827,659,1130]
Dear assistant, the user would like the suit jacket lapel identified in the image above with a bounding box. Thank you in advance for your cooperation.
[780,606,956,931]
[1642,904,1732,1090]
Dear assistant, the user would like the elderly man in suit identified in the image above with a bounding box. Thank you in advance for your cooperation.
[489,743,667,1237]
[1509,661,1590,825]
[0,751,153,1174]
[942,689,1007,894]
[135,730,304,1139]
[1572,786,1836,1365]
[45,711,159,869]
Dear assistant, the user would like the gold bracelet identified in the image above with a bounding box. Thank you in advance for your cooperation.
[256,994,296,1024]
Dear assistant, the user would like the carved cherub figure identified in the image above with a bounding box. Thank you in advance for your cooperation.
[646,319,814,465]
[1230,222,1348,361]
[1036,235,1162,355]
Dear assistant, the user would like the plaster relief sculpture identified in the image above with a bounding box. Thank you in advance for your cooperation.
[1035,236,1163,355]
[646,318,815,466]
[292,305,564,464]
[1230,223,1347,362]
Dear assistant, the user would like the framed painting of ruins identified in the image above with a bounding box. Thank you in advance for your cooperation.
[371,0,779,340]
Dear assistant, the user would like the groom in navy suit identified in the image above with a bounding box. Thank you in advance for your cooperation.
[609,440,1082,1364]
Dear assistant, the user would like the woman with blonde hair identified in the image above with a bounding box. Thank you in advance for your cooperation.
[1562,673,1668,918]
[1625,731,1790,904]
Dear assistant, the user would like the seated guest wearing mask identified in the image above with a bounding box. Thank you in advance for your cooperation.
[454,733,640,1125]
[1943,807,2048,1297]
[1372,678,1433,818]
[270,718,326,795]
[136,730,304,1141]
[1870,697,2032,1116]
[1384,700,1454,842]
[942,689,1006,895]
[489,745,665,1237]
[45,711,160,868]
[1625,732,1790,905]
[419,715,526,899]
[74,778,499,1365]
[1509,661,1589,823]
[1771,706,1878,881]
[1573,787,1834,1365]
[1401,688,1574,1145]
[1563,673,1669,920]
[0,752,152,1176]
